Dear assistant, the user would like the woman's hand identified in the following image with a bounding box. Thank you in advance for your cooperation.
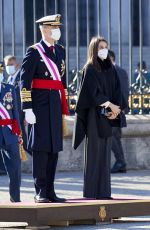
[109,103,121,117]
[107,112,117,120]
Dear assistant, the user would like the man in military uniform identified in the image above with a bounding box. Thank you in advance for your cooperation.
[20,14,68,203]
[4,55,31,156]
[0,62,21,202]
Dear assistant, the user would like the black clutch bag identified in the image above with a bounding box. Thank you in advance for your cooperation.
[96,106,112,117]
[97,107,127,128]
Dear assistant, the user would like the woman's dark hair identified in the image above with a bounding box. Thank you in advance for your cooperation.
[84,36,108,71]
[108,49,116,61]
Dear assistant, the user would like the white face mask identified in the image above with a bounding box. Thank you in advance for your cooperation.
[50,28,61,41]
[98,48,108,60]
[0,73,4,83]
[6,65,16,75]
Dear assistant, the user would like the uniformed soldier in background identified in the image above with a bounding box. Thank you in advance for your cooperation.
[20,14,68,203]
[0,62,21,202]
[4,55,31,156]
[108,50,129,173]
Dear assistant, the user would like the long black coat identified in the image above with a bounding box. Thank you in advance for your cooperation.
[20,40,66,153]
[73,59,122,150]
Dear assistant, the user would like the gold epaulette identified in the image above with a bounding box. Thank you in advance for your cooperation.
[20,88,32,102]
[30,44,37,49]
[59,44,65,49]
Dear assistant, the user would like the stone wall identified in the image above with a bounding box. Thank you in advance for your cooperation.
[119,115,150,170]
[22,115,150,173]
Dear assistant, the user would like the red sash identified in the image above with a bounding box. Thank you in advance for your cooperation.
[32,79,69,115]
[0,119,21,136]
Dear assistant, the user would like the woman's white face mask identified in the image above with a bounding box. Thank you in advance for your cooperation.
[0,73,4,83]
[50,28,61,41]
[98,48,108,60]
[6,65,16,75]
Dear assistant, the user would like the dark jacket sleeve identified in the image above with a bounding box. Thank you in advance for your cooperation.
[60,46,67,89]
[111,67,122,107]
[14,71,22,114]
[20,47,38,110]
[115,65,129,110]
[11,85,20,128]
[121,69,129,110]
[110,67,127,128]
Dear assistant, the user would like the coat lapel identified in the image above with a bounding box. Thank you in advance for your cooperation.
[54,44,60,65]
[40,40,56,63]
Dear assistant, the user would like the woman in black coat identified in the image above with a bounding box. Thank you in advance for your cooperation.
[73,36,121,199]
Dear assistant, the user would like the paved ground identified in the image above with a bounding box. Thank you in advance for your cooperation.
[0,170,150,229]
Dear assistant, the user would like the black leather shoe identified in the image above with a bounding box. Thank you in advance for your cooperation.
[49,195,66,203]
[111,162,127,173]
[34,195,49,203]
[10,198,21,202]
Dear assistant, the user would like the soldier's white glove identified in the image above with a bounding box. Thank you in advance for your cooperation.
[24,109,36,124]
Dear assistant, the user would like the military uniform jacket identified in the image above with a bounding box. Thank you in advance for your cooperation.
[7,71,26,144]
[20,40,66,152]
[0,83,20,146]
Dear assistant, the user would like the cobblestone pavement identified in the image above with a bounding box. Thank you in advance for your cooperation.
[0,170,150,229]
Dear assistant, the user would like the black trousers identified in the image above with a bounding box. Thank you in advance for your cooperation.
[112,127,126,165]
[0,143,21,202]
[33,151,58,198]
[0,153,5,171]
[84,108,112,199]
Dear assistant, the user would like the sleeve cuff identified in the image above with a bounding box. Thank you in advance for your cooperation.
[22,101,32,110]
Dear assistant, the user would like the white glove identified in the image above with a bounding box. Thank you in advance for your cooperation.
[24,109,36,124]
